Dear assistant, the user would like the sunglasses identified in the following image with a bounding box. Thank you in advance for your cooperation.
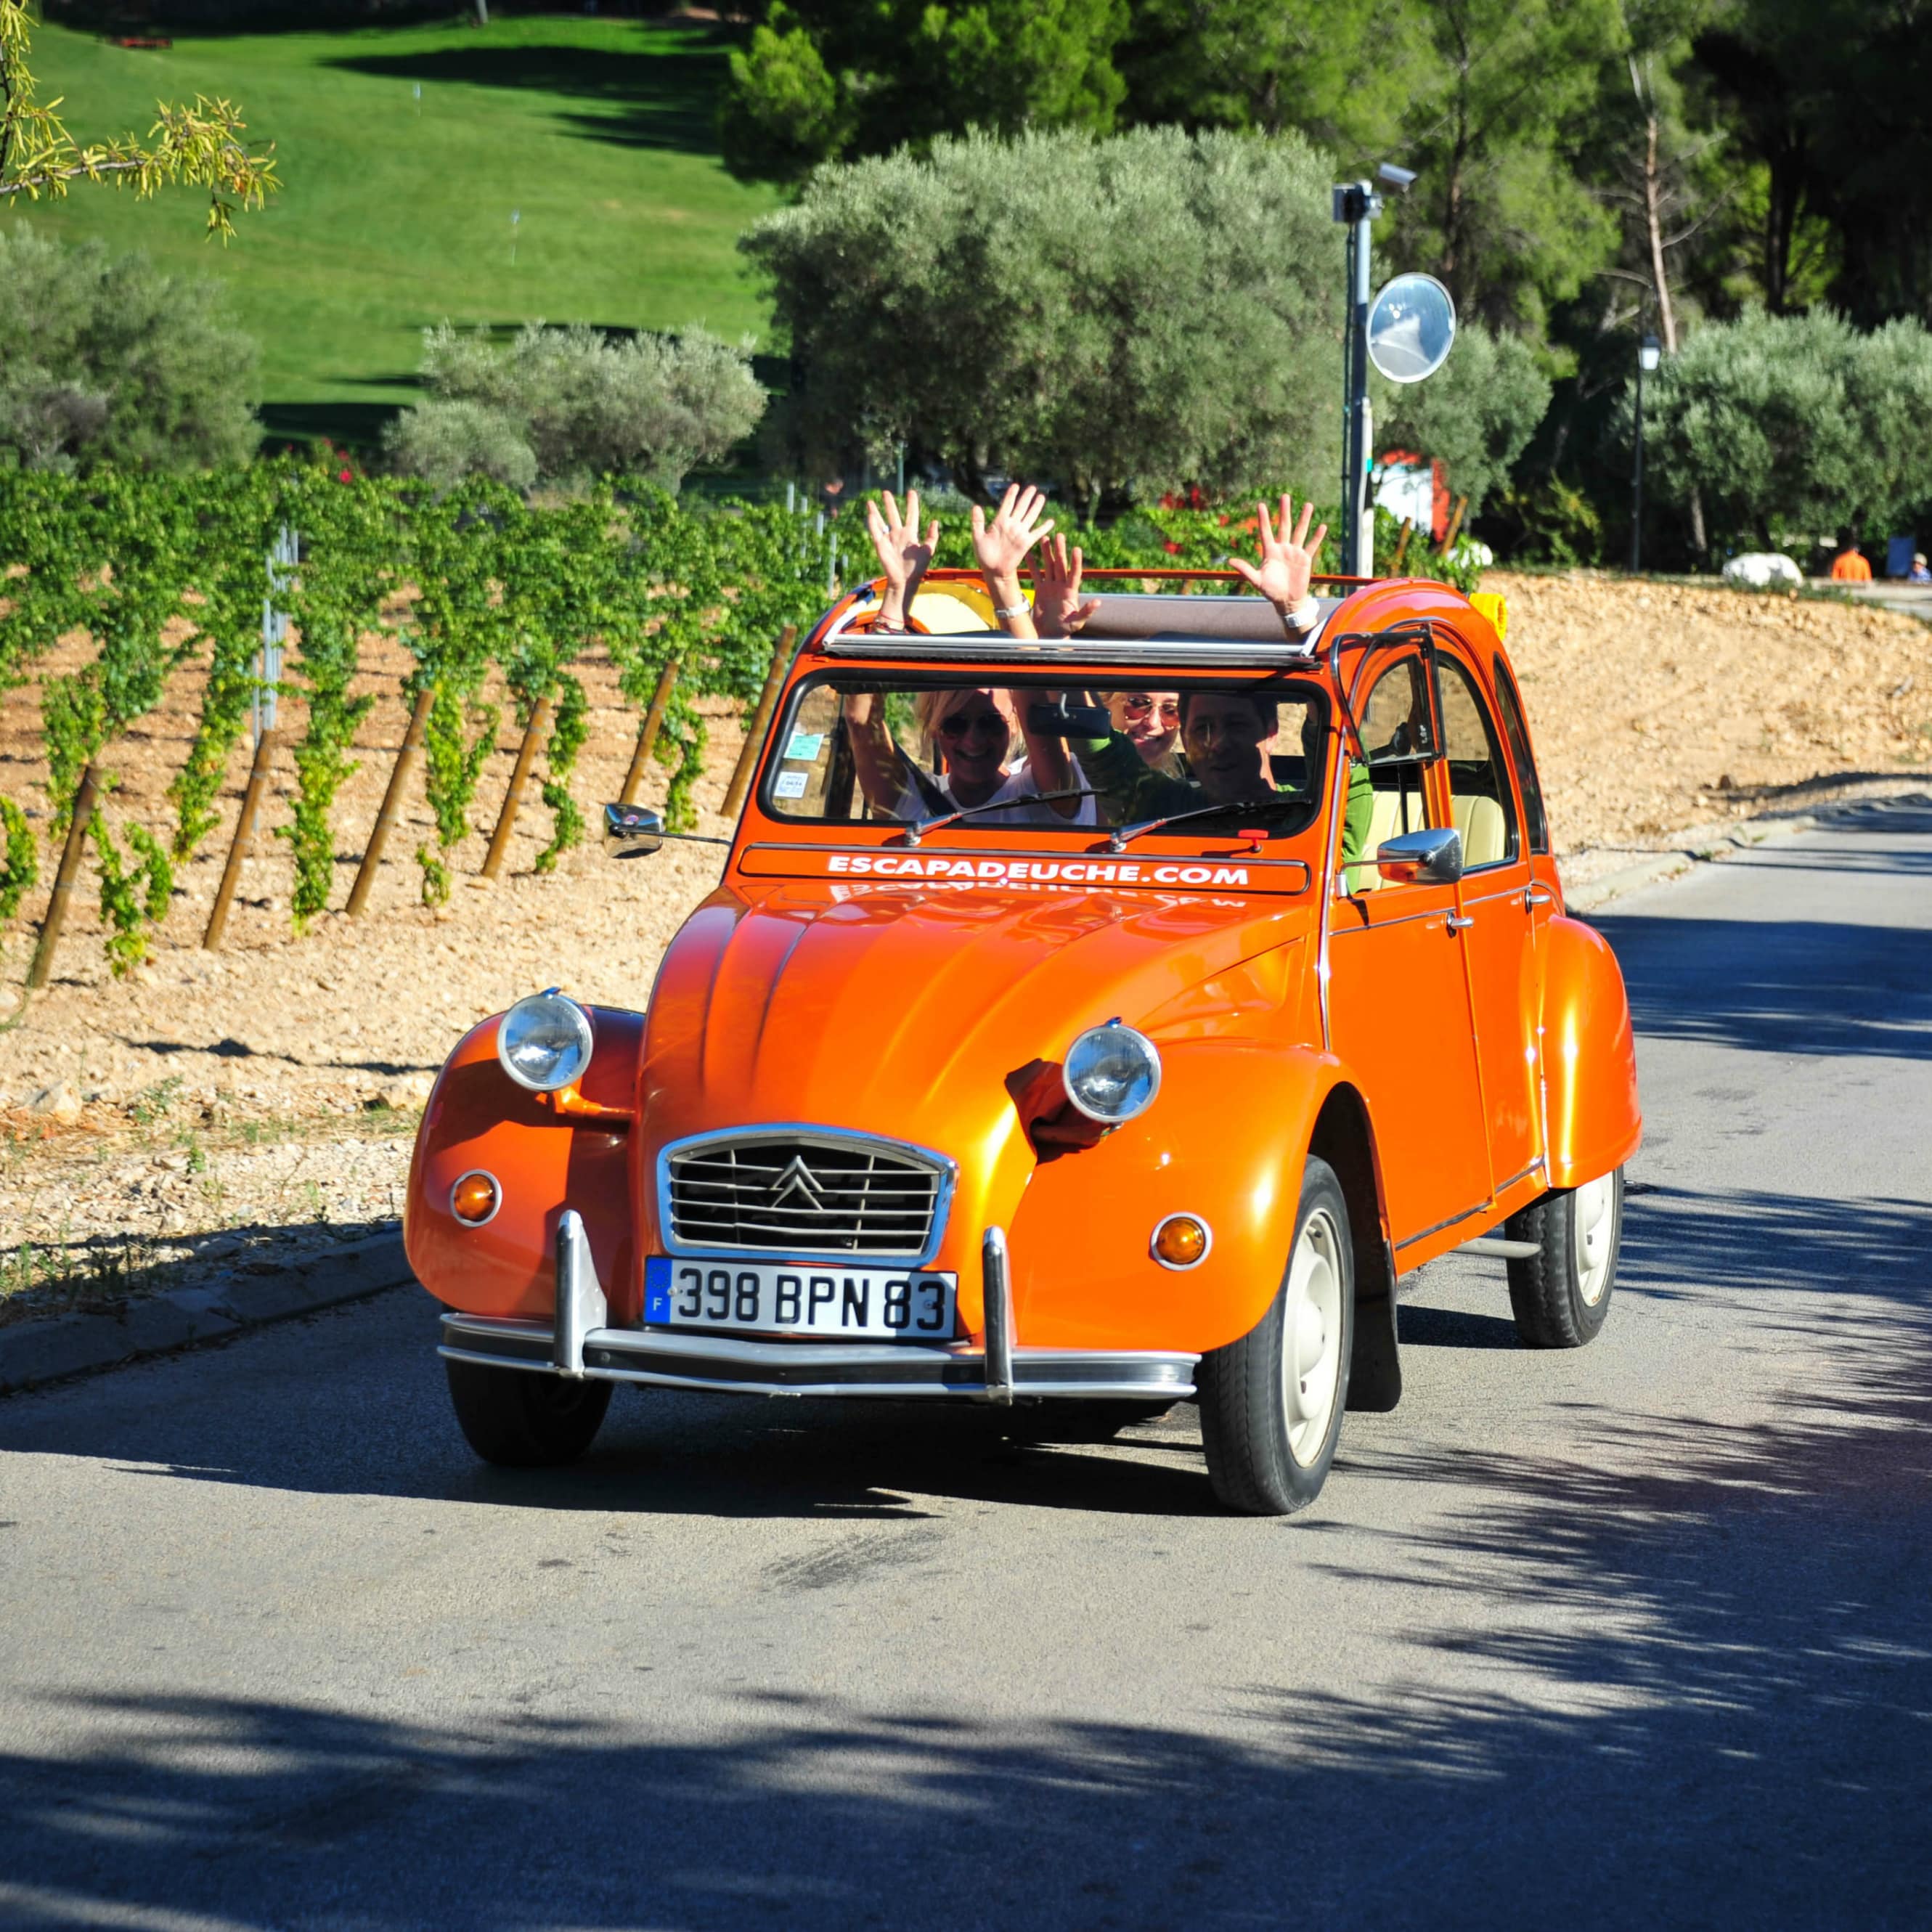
[937,710,1008,741]
[1120,694,1181,722]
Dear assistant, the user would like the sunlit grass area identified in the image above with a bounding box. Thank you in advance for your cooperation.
[7,16,780,440]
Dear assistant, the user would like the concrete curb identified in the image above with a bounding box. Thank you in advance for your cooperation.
[0,1227,412,1397]
[1565,813,1816,914]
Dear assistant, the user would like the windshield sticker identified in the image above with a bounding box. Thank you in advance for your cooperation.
[773,770,810,800]
[735,843,1310,895]
[785,731,826,760]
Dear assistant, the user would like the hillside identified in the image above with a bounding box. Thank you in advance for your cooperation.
[4,16,779,443]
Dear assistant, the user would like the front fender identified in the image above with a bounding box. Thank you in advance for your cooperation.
[1541,916,1642,1188]
[1007,1040,1332,1353]
[404,1006,645,1323]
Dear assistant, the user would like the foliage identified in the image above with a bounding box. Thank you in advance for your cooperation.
[274,465,397,929]
[743,127,1337,513]
[534,673,589,875]
[386,324,766,492]
[0,792,34,922]
[90,809,171,976]
[0,228,260,473]
[1488,477,1605,566]
[1373,324,1553,518]
[1620,309,1932,547]
[0,0,277,239]
[721,0,1129,184]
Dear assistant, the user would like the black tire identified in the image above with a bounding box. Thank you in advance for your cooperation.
[1197,1155,1354,1517]
[444,1358,612,1467]
[1505,1168,1622,1349]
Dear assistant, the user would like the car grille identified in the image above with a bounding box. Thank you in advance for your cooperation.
[664,1136,945,1259]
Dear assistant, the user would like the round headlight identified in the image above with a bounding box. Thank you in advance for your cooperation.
[1063,1022,1162,1124]
[497,990,594,1093]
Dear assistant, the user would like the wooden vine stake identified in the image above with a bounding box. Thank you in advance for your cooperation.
[1390,516,1414,573]
[204,731,284,951]
[619,660,680,807]
[348,684,435,918]
[27,765,102,991]
[481,694,553,882]
[721,626,799,821]
[1440,494,1470,557]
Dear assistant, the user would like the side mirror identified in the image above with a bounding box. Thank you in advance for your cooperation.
[1027,696,1112,738]
[603,802,664,858]
[1374,826,1462,885]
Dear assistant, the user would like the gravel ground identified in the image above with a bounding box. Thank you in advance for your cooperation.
[2,568,1928,1321]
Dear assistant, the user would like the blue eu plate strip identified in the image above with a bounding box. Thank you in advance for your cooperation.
[644,1255,672,1325]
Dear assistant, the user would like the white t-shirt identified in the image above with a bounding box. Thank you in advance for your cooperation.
[889,756,1097,828]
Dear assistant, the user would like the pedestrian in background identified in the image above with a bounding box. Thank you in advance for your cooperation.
[1910,552,1931,584]
[1830,531,1873,582]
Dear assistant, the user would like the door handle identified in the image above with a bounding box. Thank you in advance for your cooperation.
[1524,886,1552,909]
[1446,914,1475,931]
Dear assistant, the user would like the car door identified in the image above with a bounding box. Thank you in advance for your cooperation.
[1437,648,1541,1199]
[1326,644,1492,1250]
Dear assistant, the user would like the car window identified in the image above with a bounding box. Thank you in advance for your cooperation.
[1491,656,1550,854]
[1342,653,1437,894]
[1438,656,1520,871]
[762,672,1330,839]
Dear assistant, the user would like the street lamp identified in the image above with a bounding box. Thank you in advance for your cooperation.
[1631,331,1661,574]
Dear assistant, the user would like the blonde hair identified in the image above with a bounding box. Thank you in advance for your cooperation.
[912,685,1018,765]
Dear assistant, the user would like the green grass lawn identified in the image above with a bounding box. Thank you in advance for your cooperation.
[7,15,780,443]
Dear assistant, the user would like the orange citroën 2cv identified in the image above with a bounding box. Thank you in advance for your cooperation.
[405,565,1640,1516]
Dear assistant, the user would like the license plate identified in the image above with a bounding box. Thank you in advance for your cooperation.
[644,1257,957,1341]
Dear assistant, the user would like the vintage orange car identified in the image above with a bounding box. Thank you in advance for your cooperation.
[406,567,1640,1515]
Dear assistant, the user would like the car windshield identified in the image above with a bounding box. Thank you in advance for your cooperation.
[763,672,1329,837]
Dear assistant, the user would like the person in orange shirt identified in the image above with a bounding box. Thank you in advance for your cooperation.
[1830,531,1873,582]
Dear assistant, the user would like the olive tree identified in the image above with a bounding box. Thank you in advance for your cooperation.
[1372,322,1552,516]
[741,126,1340,511]
[0,228,260,470]
[384,322,767,491]
[1621,309,1932,547]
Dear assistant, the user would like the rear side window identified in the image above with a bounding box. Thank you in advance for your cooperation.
[1491,656,1550,854]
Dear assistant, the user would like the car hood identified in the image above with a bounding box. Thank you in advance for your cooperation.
[637,876,1314,1262]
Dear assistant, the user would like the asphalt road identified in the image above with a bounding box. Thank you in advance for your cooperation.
[3,796,1930,1931]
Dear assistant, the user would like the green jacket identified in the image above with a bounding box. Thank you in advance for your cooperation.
[1073,731,1375,863]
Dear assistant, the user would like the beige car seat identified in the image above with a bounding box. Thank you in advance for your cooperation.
[1452,793,1508,867]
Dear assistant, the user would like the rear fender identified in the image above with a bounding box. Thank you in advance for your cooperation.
[1006,1041,1333,1354]
[1541,916,1642,1187]
[404,1006,645,1323]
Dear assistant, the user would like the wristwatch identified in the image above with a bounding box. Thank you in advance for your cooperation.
[1280,595,1321,637]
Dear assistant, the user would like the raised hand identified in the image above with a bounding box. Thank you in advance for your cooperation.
[1229,494,1328,630]
[970,483,1055,598]
[865,489,939,628]
[1030,533,1100,640]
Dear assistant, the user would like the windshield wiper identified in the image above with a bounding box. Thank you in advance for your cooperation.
[897,787,1101,846]
[1105,800,1283,853]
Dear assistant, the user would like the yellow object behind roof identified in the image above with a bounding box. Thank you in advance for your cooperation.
[1468,590,1508,639]
[910,579,1010,632]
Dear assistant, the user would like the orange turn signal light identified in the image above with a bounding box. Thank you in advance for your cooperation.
[451,1170,500,1226]
[1152,1213,1210,1269]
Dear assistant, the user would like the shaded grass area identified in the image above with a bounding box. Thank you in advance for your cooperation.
[6,17,779,444]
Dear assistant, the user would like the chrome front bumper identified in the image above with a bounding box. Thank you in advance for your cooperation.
[434,1211,1197,1403]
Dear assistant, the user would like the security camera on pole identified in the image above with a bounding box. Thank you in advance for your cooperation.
[1331,164,1458,576]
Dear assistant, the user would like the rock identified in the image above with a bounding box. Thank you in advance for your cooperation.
[1723,553,1803,590]
[368,1071,433,1112]
[29,1082,81,1122]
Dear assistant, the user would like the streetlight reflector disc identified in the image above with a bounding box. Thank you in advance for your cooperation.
[1367,273,1457,383]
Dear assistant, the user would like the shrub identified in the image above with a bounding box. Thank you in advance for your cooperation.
[0,228,259,472]
[385,323,767,490]
[741,126,1339,513]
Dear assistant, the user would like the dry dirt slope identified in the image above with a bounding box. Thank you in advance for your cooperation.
[1,570,1928,1318]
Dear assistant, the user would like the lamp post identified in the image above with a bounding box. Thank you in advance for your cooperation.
[1332,165,1417,576]
[1631,330,1660,574]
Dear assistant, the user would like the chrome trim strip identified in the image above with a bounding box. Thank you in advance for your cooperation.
[654,1122,958,1265]
[982,1228,1014,1405]
[1493,1157,1545,1195]
[820,636,1325,669]
[437,1313,1195,1401]
[1328,902,1459,935]
[1394,1197,1494,1251]
[1456,1236,1541,1259]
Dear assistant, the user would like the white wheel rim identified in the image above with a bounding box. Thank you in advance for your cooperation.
[1573,1174,1616,1307]
[1281,1207,1344,1466]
